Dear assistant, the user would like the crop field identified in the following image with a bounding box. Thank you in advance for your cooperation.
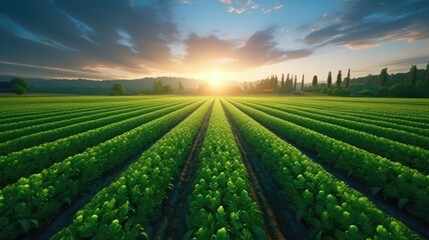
[0,96,428,239]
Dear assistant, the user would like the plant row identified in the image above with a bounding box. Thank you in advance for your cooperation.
[222,99,419,239]
[0,101,183,155]
[186,99,265,239]
[246,100,429,149]
[229,100,429,213]
[237,100,429,174]
[0,103,123,132]
[0,100,170,143]
[0,100,205,239]
[52,100,212,239]
[0,101,192,187]
[282,102,429,137]
[286,102,429,134]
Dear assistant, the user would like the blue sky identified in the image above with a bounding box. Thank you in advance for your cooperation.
[0,0,428,82]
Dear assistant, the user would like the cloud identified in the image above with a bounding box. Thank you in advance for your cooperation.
[0,0,307,79]
[181,27,312,71]
[301,0,429,49]
[0,0,178,79]
[383,54,429,71]
[262,3,283,14]
[218,0,283,15]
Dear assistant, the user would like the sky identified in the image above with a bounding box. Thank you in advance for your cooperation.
[0,0,429,83]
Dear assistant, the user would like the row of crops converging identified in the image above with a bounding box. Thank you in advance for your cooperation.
[0,96,428,239]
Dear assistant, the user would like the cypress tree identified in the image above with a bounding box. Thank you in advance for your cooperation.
[336,70,342,88]
[345,68,350,88]
[327,71,332,88]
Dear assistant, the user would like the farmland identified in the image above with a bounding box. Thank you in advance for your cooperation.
[0,96,428,239]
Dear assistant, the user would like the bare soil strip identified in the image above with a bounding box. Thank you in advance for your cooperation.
[222,102,310,240]
[19,109,200,240]
[246,113,429,239]
[151,102,213,240]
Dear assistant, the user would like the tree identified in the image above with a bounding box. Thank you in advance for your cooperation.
[153,80,164,93]
[111,83,125,95]
[161,85,173,94]
[294,75,297,90]
[345,68,350,88]
[10,77,29,95]
[426,62,429,86]
[12,84,25,95]
[178,80,184,91]
[312,75,318,87]
[379,68,388,87]
[409,65,417,87]
[280,74,285,88]
[336,70,342,88]
[327,71,332,88]
[301,75,304,91]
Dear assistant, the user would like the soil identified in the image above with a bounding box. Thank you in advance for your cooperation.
[151,101,213,240]
[233,102,429,239]
[221,101,310,240]
[18,106,201,240]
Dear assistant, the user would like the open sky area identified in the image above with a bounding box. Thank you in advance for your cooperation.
[1,0,429,83]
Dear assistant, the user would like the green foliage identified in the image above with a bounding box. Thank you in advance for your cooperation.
[178,80,184,91]
[53,100,211,239]
[11,84,25,95]
[223,99,421,239]
[345,68,350,88]
[9,77,29,95]
[336,70,342,88]
[379,68,388,87]
[153,79,173,94]
[0,100,205,239]
[409,65,417,87]
[0,101,190,187]
[312,75,318,86]
[187,100,264,239]
[327,71,332,88]
[111,83,125,95]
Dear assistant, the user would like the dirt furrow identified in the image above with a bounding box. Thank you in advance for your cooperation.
[222,101,309,240]
[151,102,213,240]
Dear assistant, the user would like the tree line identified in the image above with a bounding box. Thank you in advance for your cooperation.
[244,61,429,97]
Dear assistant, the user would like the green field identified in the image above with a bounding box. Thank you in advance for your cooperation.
[0,96,428,239]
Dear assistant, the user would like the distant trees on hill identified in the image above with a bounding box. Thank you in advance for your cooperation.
[153,80,173,94]
[0,77,30,95]
[243,61,428,97]
[111,83,125,95]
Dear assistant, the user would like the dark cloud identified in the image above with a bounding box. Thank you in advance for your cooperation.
[182,28,312,71]
[0,0,311,78]
[383,54,429,71]
[301,0,429,49]
[0,0,178,79]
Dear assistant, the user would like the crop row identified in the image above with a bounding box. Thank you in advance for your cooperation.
[236,100,429,174]
[0,100,205,239]
[187,99,264,239]
[0,100,175,143]
[52,100,212,239]
[0,103,134,132]
[0,101,184,155]
[222,99,419,239]
[284,102,429,133]
[245,99,429,149]
[228,100,429,213]
[0,101,193,187]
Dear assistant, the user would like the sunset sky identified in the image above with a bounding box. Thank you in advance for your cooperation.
[0,0,428,83]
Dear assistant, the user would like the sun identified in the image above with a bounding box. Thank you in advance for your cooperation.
[210,71,224,90]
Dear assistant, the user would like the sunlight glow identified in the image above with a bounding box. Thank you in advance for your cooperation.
[210,71,225,90]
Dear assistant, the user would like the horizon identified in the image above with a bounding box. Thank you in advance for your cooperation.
[1,0,429,85]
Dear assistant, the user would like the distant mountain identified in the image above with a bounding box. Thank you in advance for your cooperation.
[0,76,203,95]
